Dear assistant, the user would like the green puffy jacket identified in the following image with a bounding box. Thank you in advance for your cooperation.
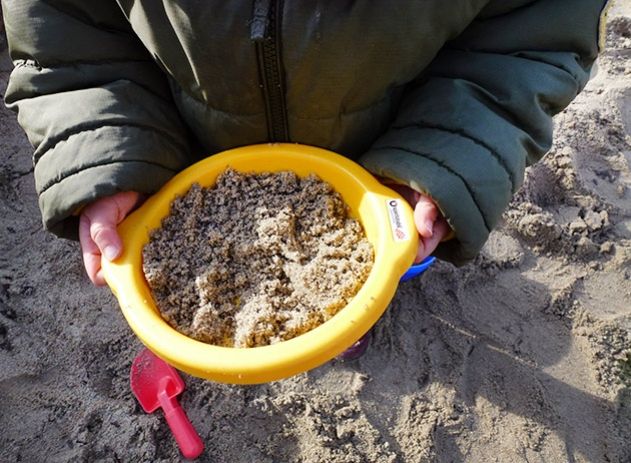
[2,0,608,264]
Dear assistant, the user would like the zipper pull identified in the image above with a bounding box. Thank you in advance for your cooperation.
[250,0,272,41]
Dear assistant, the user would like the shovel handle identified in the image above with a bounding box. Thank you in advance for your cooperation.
[158,389,204,459]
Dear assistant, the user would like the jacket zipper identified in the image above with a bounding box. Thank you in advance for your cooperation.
[252,0,289,142]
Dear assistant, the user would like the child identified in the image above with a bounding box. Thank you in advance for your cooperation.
[2,1,609,286]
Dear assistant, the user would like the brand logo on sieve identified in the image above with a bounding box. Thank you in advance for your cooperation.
[386,199,410,242]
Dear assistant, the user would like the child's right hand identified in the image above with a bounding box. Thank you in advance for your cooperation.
[377,179,452,263]
[79,191,144,286]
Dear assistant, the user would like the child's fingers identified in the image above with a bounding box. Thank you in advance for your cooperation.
[414,217,450,263]
[83,194,136,261]
[110,191,144,222]
[79,214,106,286]
[79,213,98,255]
[94,269,106,287]
[414,195,439,239]
[89,217,122,262]
[374,180,448,262]
[78,192,142,286]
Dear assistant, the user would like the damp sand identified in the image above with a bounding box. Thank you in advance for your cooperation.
[142,169,374,347]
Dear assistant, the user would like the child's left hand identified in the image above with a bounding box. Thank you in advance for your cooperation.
[381,182,452,263]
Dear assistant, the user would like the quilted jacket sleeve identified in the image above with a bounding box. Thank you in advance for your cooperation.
[2,0,193,239]
[359,0,608,265]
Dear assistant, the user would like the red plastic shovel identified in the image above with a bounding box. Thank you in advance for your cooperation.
[130,348,204,459]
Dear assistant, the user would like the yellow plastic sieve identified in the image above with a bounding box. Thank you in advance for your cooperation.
[102,143,418,384]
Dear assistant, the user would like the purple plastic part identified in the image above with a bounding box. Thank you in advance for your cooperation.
[339,330,373,361]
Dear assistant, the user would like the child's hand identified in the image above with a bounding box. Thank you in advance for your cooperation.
[382,182,451,263]
[79,191,144,286]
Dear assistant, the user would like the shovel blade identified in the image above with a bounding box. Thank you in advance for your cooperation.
[130,348,185,413]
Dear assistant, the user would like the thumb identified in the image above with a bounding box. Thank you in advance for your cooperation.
[84,191,141,261]
[414,195,439,239]
[89,214,123,261]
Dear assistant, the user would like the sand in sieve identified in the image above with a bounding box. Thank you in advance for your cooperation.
[142,168,374,348]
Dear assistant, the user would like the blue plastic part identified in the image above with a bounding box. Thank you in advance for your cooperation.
[400,256,436,282]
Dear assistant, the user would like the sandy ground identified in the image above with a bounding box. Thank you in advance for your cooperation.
[1,3,630,462]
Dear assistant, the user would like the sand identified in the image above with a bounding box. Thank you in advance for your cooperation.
[142,171,373,347]
[1,3,630,461]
